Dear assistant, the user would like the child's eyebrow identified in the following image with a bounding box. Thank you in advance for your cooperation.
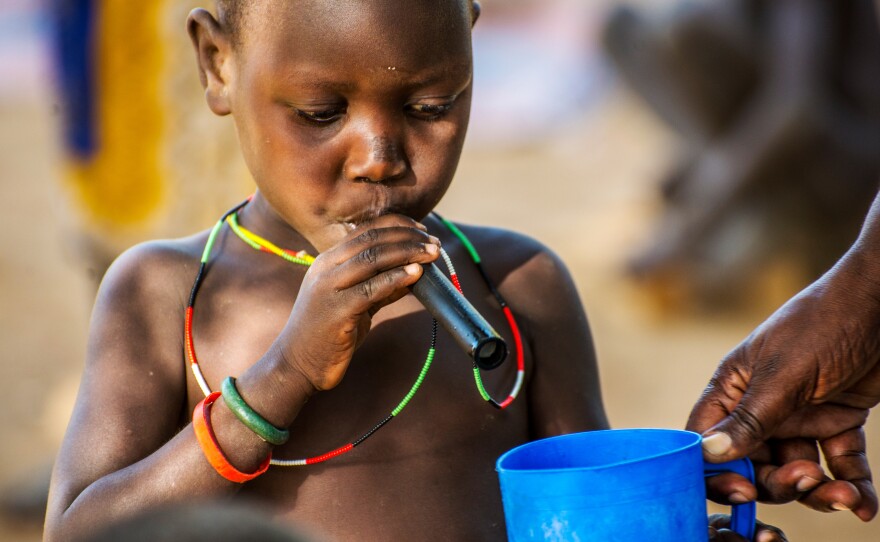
[404,62,473,89]
[288,75,356,92]
[278,62,471,93]
[404,73,464,89]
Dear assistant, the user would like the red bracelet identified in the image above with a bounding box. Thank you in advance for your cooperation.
[193,391,272,483]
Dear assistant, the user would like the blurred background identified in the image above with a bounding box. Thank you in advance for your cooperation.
[1,0,879,540]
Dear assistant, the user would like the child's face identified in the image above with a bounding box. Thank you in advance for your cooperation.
[206,0,475,250]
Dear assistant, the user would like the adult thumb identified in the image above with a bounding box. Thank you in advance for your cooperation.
[688,362,800,462]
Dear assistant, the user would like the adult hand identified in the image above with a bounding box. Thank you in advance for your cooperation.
[687,245,880,521]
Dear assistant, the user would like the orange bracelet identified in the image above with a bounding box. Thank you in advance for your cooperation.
[193,391,272,483]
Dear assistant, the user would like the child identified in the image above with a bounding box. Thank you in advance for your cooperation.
[45,2,779,540]
[44,2,609,540]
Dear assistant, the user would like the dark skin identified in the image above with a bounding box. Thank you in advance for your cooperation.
[689,190,880,522]
[44,2,608,541]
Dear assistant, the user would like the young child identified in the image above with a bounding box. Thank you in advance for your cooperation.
[44,1,609,540]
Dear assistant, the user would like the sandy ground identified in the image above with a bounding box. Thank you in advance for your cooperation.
[1,69,879,542]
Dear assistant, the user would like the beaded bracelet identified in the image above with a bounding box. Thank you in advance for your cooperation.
[221,377,290,445]
[193,391,272,483]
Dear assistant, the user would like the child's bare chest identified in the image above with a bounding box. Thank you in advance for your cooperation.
[181,247,530,539]
[184,276,530,450]
[186,292,525,539]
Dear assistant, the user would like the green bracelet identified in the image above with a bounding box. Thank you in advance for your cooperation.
[221,376,290,445]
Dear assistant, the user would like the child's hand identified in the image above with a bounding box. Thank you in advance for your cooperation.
[708,514,787,542]
[276,214,440,391]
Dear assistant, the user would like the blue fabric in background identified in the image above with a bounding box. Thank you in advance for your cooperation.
[51,0,96,160]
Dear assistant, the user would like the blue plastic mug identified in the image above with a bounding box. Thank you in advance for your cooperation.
[496,429,756,541]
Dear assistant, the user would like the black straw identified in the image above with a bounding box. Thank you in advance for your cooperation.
[411,263,507,370]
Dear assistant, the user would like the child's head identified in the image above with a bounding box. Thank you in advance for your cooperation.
[188,1,480,250]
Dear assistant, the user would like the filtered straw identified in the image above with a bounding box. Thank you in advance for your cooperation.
[411,263,507,370]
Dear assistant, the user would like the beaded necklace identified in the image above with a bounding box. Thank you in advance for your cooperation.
[185,199,525,466]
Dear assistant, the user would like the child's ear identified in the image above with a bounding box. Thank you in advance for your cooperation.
[187,8,233,116]
[471,1,481,26]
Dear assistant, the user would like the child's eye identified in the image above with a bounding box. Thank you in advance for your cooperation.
[294,107,346,125]
[407,102,453,121]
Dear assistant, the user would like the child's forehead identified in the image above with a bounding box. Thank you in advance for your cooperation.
[237,0,473,71]
[240,0,472,36]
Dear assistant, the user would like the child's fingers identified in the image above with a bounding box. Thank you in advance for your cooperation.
[708,514,788,542]
[339,263,424,312]
[709,527,787,542]
[330,226,439,266]
[317,220,438,268]
[330,237,439,291]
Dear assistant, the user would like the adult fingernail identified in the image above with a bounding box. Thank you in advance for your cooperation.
[702,433,732,457]
[832,502,850,511]
[405,263,422,275]
[425,243,439,255]
[795,476,820,492]
[729,492,750,504]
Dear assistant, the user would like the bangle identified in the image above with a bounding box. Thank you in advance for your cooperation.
[193,391,272,483]
[220,377,290,445]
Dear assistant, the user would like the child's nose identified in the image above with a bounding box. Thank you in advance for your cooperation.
[344,132,408,184]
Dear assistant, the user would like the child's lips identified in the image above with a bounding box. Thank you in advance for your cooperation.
[343,210,381,227]
[339,206,400,228]
[319,205,413,251]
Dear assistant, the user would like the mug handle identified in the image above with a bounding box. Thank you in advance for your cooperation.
[703,458,757,541]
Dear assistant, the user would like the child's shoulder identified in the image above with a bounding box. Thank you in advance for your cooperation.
[96,231,210,310]
[439,219,574,293]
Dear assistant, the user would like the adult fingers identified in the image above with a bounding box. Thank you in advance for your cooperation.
[705,443,771,504]
[813,427,878,521]
[749,439,823,503]
[799,479,863,514]
[771,404,868,440]
[704,444,824,505]
[705,472,756,505]
[754,460,825,503]
[688,347,802,463]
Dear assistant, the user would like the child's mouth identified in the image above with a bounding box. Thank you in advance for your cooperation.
[339,206,398,229]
